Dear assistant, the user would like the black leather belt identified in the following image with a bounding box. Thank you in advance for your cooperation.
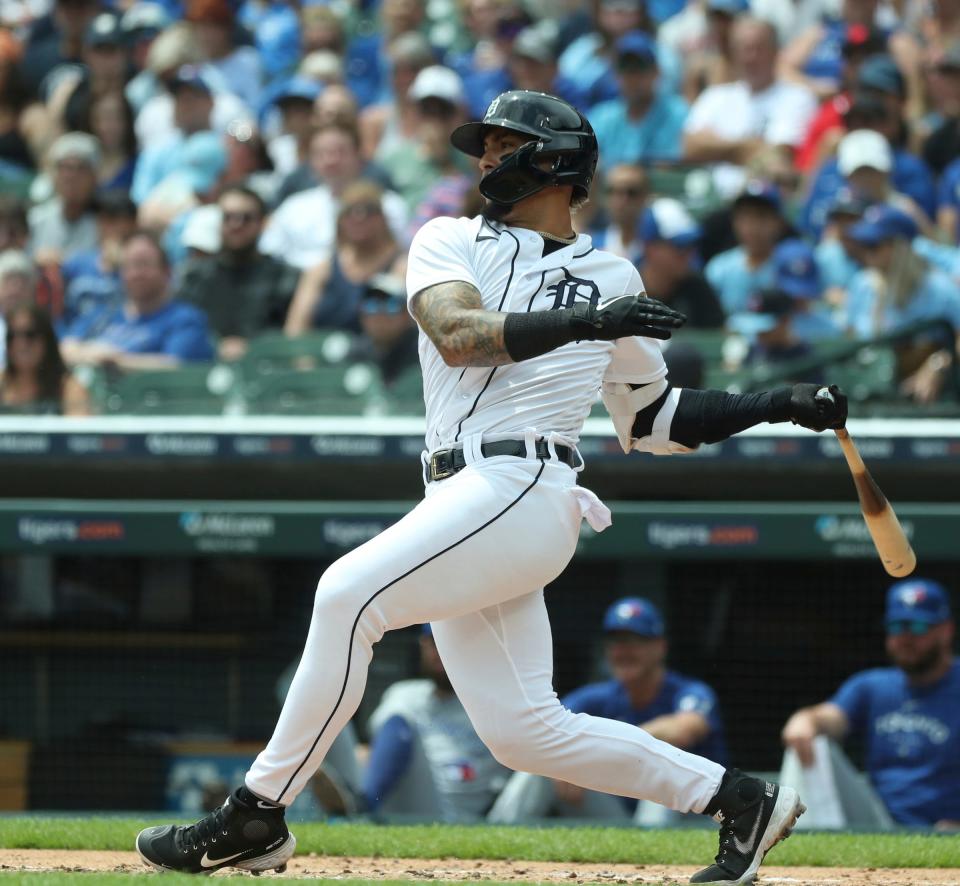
[428,439,576,482]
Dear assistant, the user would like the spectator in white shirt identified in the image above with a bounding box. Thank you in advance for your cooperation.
[682,16,817,197]
[260,121,408,270]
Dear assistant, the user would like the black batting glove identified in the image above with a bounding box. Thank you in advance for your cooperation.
[570,294,687,342]
[789,383,848,431]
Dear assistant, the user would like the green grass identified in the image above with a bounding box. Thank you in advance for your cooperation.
[0,819,958,869]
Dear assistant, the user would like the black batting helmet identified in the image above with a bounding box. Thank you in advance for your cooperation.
[450,90,599,206]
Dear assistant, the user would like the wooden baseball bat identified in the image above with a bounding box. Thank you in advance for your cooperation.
[833,427,917,577]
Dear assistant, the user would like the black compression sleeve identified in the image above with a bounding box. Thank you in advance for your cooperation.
[668,387,794,448]
[502,309,583,362]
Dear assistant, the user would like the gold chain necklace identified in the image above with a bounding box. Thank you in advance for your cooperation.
[538,230,577,245]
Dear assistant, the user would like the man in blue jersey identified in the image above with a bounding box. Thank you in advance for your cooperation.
[782,579,959,830]
[490,596,726,822]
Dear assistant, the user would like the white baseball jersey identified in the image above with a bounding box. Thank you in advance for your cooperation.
[406,215,667,451]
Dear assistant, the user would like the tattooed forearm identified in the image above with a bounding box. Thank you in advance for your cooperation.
[410,281,514,367]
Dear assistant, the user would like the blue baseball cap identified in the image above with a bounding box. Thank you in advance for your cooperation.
[708,0,749,14]
[827,187,869,220]
[169,64,216,96]
[847,204,918,246]
[885,579,952,626]
[773,239,822,299]
[603,597,665,637]
[857,53,906,98]
[733,179,782,212]
[615,31,658,66]
[639,197,701,247]
[181,131,227,194]
[728,289,795,335]
[274,77,323,106]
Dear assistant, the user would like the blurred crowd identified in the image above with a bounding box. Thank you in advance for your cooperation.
[2,0,960,414]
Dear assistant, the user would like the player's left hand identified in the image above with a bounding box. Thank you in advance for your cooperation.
[571,294,687,341]
[790,383,847,431]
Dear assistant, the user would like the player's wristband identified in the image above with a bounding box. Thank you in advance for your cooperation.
[502,308,591,362]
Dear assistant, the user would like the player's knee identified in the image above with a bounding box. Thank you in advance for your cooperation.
[479,721,546,773]
[313,565,380,627]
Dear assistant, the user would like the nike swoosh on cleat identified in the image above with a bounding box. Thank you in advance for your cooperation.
[257,800,281,810]
[200,850,250,868]
[732,805,764,855]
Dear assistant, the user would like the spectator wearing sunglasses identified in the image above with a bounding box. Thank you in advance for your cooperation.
[177,186,300,362]
[1,305,90,415]
[346,272,419,387]
[781,579,959,830]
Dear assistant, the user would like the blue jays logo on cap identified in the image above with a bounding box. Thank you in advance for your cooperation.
[885,579,952,626]
[603,597,665,637]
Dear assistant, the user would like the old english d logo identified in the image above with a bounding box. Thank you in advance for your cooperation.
[547,270,600,310]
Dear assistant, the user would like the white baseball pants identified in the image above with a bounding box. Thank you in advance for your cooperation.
[246,454,724,812]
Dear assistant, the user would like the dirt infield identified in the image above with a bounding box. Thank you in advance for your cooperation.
[1,850,958,885]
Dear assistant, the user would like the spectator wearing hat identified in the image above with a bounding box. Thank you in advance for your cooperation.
[186,0,262,112]
[377,65,471,213]
[704,180,784,315]
[922,45,960,177]
[558,0,682,111]
[683,17,817,198]
[139,130,228,240]
[795,23,887,173]
[730,238,839,359]
[815,188,868,302]
[778,0,920,106]
[799,58,937,239]
[842,205,960,402]
[61,230,213,369]
[636,198,725,328]
[588,163,649,265]
[177,185,299,362]
[358,31,435,161]
[835,129,931,232]
[782,579,960,829]
[262,78,323,180]
[59,190,137,333]
[346,273,420,387]
[18,0,100,98]
[29,131,100,264]
[589,31,689,168]
[262,123,408,270]
[504,24,581,109]
[132,64,233,206]
[489,597,726,824]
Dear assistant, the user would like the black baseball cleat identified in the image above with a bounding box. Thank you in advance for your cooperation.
[690,769,805,885]
[136,786,296,874]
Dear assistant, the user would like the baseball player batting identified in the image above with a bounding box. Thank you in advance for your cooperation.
[136,91,848,884]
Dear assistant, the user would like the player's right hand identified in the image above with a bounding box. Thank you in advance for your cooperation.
[570,294,687,341]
